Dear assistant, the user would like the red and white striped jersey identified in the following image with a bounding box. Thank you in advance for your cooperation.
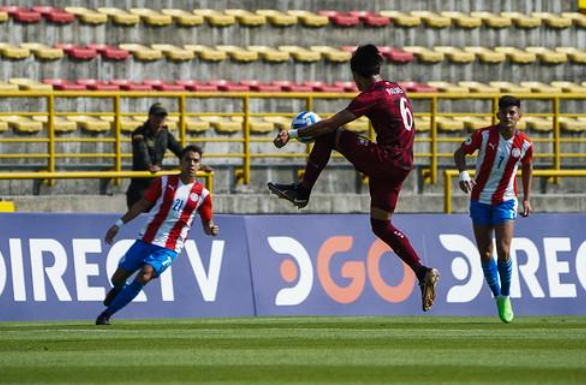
[461,126,532,205]
[138,175,212,253]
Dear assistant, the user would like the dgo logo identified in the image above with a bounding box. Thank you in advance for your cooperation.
[268,236,415,306]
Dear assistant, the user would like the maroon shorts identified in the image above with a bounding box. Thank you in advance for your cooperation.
[337,129,411,212]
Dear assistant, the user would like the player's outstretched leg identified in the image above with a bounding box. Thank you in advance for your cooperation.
[267,182,310,208]
[96,280,144,325]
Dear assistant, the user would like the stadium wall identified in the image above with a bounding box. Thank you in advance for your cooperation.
[0,212,584,321]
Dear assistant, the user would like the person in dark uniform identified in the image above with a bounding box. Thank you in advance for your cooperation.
[126,103,183,209]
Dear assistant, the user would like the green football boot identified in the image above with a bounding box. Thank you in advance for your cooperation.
[496,295,514,324]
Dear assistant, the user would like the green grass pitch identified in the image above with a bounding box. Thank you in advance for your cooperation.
[1,316,585,384]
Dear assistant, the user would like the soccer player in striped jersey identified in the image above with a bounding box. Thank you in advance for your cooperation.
[268,44,439,312]
[96,145,218,325]
[453,95,533,323]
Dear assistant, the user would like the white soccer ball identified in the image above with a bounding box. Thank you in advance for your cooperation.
[291,111,321,143]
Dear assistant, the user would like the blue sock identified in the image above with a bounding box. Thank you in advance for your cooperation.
[105,280,144,316]
[498,259,513,297]
[481,259,501,298]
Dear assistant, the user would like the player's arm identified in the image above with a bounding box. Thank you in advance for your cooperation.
[453,147,474,194]
[198,194,219,236]
[274,110,357,148]
[520,155,533,218]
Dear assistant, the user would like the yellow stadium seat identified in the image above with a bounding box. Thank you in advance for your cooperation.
[151,44,194,61]
[20,43,63,60]
[414,116,430,132]
[100,115,138,133]
[0,43,30,60]
[1,116,43,134]
[235,116,274,134]
[560,117,586,133]
[427,81,468,93]
[0,11,8,23]
[526,47,567,64]
[161,9,203,27]
[0,81,18,91]
[248,46,290,62]
[344,116,369,133]
[200,116,242,134]
[379,11,421,27]
[216,45,258,62]
[119,44,163,61]
[454,116,492,130]
[310,46,351,63]
[489,81,533,93]
[561,12,586,28]
[256,10,297,27]
[65,7,108,24]
[192,9,235,27]
[67,115,111,133]
[225,9,266,27]
[470,11,512,28]
[410,11,451,28]
[184,45,226,61]
[555,47,586,64]
[278,46,321,62]
[520,81,563,93]
[0,119,10,133]
[550,81,586,93]
[501,12,542,28]
[97,7,140,25]
[531,12,572,29]
[263,116,290,130]
[130,8,173,27]
[185,118,210,134]
[458,81,500,93]
[440,11,482,28]
[437,117,465,132]
[287,10,328,27]
[494,47,537,64]
[0,200,15,212]
[433,47,475,63]
[524,117,552,133]
[32,116,77,133]
[9,78,52,91]
[463,47,506,64]
[403,46,444,63]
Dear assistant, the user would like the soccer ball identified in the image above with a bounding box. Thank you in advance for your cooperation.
[291,111,321,143]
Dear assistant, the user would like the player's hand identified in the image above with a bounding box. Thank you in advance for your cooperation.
[149,165,162,173]
[521,199,532,217]
[208,224,220,236]
[105,225,119,245]
[458,171,475,194]
[274,130,290,148]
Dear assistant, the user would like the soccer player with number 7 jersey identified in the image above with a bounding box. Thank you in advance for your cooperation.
[268,44,440,312]
[453,95,533,323]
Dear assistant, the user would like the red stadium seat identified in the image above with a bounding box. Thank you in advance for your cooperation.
[75,79,121,91]
[207,80,250,92]
[55,44,98,60]
[239,80,281,92]
[119,82,153,91]
[271,81,313,92]
[398,81,437,93]
[142,80,186,91]
[42,78,87,90]
[317,11,360,27]
[333,81,358,92]
[378,47,415,63]
[302,81,345,92]
[175,80,218,92]
[348,11,391,27]
[1,6,42,23]
[87,44,130,61]
[31,6,75,24]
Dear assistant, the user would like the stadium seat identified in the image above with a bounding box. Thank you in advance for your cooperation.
[0,116,43,133]
[410,11,451,28]
[263,116,290,130]
[271,81,313,92]
[519,81,563,93]
[334,81,358,92]
[0,119,9,133]
[0,43,30,60]
[207,80,249,92]
[64,7,107,24]
[470,11,512,28]
[397,81,437,93]
[225,9,266,27]
[119,44,163,61]
[0,6,41,23]
[376,46,415,63]
[120,82,153,91]
[32,115,77,133]
[0,10,8,23]
[427,81,468,93]
[161,9,203,27]
[494,47,536,64]
[524,117,552,133]
[55,44,98,60]
[489,81,533,93]
[20,43,63,60]
[9,78,52,91]
[31,6,75,24]
[200,116,242,134]
[555,47,586,64]
[129,8,172,27]
[97,7,140,25]
[550,81,586,93]
[317,11,360,27]
[561,12,586,28]
[440,11,482,28]
[278,46,321,62]
[174,80,216,92]
[436,117,465,132]
[402,47,444,63]
[99,115,137,133]
[142,80,186,91]
[86,44,130,61]
[414,116,430,132]
[0,81,18,91]
[240,81,281,92]
[67,115,111,133]
[531,12,572,29]
[433,47,475,63]
[43,79,87,91]
[287,11,328,27]
[454,116,492,130]
[216,46,258,62]
[184,45,226,61]
[235,116,274,134]
[379,11,421,27]
[193,9,235,27]
[256,10,297,27]
[344,116,369,133]
[463,47,506,64]
[185,117,210,134]
[310,46,351,62]
[526,47,567,64]
[501,12,542,28]
[248,46,290,62]
[458,81,500,93]
[75,79,120,91]
[347,11,391,27]
[302,81,344,92]
[560,117,586,133]
[151,44,194,61]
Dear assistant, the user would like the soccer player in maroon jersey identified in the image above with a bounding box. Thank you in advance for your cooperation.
[268,44,439,312]
[454,95,533,323]
[96,145,219,325]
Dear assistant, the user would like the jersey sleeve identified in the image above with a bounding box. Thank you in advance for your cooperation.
[460,129,484,155]
[346,92,372,118]
[143,178,162,203]
[198,194,213,222]
[521,144,533,166]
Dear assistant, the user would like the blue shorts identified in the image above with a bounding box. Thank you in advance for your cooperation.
[470,199,518,226]
[119,240,178,277]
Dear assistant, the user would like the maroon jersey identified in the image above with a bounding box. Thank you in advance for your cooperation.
[346,80,415,168]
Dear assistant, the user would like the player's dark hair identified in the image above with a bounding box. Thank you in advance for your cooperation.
[499,95,521,110]
[181,144,203,158]
[350,44,383,78]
